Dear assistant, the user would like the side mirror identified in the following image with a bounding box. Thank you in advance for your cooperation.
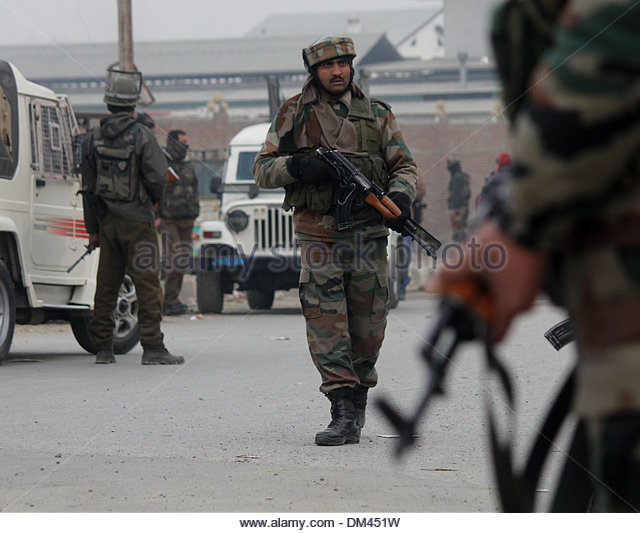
[209,174,222,194]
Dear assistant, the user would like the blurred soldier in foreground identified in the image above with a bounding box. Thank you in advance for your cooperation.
[431,1,640,511]
[253,36,418,446]
[446,159,470,242]
[157,129,200,316]
[81,68,184,365]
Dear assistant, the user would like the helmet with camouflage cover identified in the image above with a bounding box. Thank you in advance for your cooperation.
[103,67,142,107]
[302,36,357,72]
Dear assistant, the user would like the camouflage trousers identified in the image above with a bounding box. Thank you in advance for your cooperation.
[158,217,194,309]
[560,244,640,510]
[449,207,469,242]
[298,237,390,394]
[91,213,163,350]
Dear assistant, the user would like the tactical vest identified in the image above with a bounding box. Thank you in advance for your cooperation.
[159,160,200,219]
[92,123,144,202]
[282,94,388,213]
[490,0,568,124]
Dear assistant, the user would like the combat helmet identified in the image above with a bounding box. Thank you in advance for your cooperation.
[103,67,142,107]
[302,36,357,72]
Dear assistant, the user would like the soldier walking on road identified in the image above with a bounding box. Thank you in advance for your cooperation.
[157,129,200,316]
[81,67,184,365]
[253,36,418,446]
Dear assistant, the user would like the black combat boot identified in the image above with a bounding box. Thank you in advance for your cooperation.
[315,387,360,446]
[95,350,115,364]
[141,344,184,365]
[353,385,368,428]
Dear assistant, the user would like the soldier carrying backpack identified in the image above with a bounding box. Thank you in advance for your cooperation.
[81,67,184,366]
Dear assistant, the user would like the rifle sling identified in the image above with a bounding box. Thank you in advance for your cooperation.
[487,351,577,512]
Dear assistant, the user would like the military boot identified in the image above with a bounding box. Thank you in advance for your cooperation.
[95,350,115,364]
[141,344,185,365]
[315,387,360,446]
[353,385,369,428]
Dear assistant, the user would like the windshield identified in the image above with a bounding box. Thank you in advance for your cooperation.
[236,151,258,181]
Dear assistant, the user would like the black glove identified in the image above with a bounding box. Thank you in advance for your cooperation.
[384,192,412,236]
[287,153,338,185]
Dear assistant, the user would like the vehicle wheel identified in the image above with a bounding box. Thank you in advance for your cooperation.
[246,289,275,310]
[196,270,223,313]
[70,275,140,355]
[0,260,16,362]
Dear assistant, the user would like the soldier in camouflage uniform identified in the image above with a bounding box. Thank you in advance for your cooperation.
[446,159,470,242]
[82,68,184,365]
[431,0,640,511]
[158,129,199,316]
[252,36,418,446]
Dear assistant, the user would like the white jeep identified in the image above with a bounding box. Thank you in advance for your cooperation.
[195,122,406,313]
[0,60,139,361]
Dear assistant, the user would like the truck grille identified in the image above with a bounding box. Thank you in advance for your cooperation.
[253,206,295,252]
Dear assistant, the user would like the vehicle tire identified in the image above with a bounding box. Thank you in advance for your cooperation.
[70,275,140,355]
[196,270,223,313]
[246,289,275,310]
[0,260,16,362]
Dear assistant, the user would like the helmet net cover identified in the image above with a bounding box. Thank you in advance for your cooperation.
[302,36,357,71]
[103,68,143,107]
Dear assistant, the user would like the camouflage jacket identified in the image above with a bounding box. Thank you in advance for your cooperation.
[252,78,418,242]
[81,112,167,234]
[498,1,640,251]
[158,158,200,220]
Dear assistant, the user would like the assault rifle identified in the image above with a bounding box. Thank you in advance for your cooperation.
[67,244,93,273]
[315,147,441,259]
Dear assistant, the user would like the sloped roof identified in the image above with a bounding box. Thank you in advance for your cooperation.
[245,6,443,45]
[0,33,395,82]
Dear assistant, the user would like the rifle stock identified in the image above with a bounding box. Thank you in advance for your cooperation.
[316,147,441,259]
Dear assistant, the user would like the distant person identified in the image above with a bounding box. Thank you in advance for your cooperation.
[81,67,184,365]
[476,152,512,212]
[157,129,200,316]
[446,159,470,242]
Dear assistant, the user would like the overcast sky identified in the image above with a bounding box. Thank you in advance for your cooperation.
[0,0,441,46]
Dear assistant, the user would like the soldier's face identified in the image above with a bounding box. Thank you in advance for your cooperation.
[315,58,352,97]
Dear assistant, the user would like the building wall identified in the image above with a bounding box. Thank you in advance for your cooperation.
[396,15,445,60]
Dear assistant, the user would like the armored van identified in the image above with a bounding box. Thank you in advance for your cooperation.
[0,61,139,361]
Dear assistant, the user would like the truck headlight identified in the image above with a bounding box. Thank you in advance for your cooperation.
[226,210,249,232]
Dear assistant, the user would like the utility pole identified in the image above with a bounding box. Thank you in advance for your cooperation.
[115,0,154,105]
[118,0,134,71]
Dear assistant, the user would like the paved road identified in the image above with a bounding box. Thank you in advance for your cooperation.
[0,289,574,513]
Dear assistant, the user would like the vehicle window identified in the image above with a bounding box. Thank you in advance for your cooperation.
[236,151,258,180]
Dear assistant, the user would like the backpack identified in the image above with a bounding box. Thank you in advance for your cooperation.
[92,123,141,202]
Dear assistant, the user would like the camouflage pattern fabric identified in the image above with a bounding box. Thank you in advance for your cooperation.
[298,238,389,394]
[252,79,418,243]
[158,217,194,310]
[449,207,469,243]
[253,72,417,393]
[497,0,640,419]
[303,36,356,70]
[158,159,200,220]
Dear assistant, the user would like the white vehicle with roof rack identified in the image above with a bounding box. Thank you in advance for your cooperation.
[0,60,140,361]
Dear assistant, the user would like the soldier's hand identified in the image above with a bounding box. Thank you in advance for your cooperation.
[428,221,549,342]
[89,233,100,250]
[384,192,412,236]
[287,153,338,185]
